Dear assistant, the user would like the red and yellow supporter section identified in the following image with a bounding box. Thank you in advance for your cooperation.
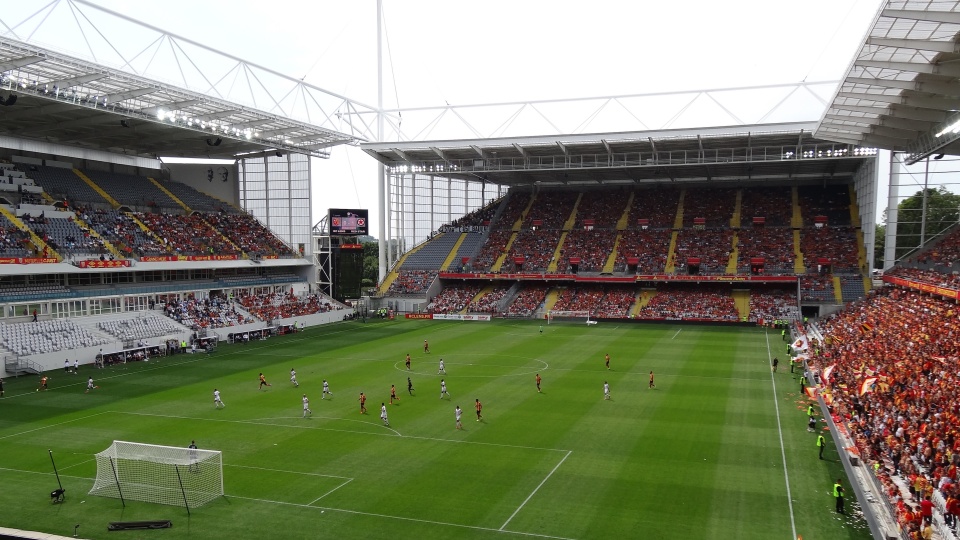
[0,257,58,264]
[139,254,240,262]
[76,259,132,269]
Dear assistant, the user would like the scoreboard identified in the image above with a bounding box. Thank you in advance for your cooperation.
[329,209,368,236]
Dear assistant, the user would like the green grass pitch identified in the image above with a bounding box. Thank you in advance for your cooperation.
[0,319,873,539]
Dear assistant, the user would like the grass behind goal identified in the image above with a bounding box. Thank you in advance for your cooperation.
[0,319,871,540]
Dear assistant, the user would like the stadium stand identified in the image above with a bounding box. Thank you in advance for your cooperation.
[401,233,461,270]
[163,294,249,331]
[98,316,185,341]
[504,283,549,317]
[159,180,237,214]
[428,282,482,314]
[81,170,180,211]
[388,270,438,294]
[0,319,111,355]
[238,292,340,321]
[636,285,739,322]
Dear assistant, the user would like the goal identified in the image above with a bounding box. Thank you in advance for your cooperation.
[89,440,223,510]
[546,310,595,325]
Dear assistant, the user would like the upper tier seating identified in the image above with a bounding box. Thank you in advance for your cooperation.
[575,191,624,229]
[448,233,485,272]
[82,170,180,210]
[388,270,437,294]
[736,227,795,275]
[402,234,461,270]
[0,319,111,356]
[682,187,736,228]
[563,229,617,272]
[740,187,792,227]
[800,226,860,274]
[614,229,671,274]
[886,267,960,289]
[473,230,513,271]
[0,213,33,257]
[160,180,237,213]
[507,230,562,272]
[673,229,734,275]
[203,213,294,258]
[798,185,852,227]
[626,187,680,228]
[912,226,960,268]
[81,208,166,257]
[522,191,578,229]
[25,214,106,258]
[26,166,106,204]
[136,213,240,256]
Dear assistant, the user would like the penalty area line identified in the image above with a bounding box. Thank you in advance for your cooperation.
[226,494,576,540]
[307,478,353,505]
[499,450,572,531]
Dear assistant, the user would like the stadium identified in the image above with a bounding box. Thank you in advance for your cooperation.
[1,1,959,539]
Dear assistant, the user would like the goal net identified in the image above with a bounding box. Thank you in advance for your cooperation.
[89,440,223,509]
[546,310,595,325]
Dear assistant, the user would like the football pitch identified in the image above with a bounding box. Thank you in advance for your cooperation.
[0,319,872,540]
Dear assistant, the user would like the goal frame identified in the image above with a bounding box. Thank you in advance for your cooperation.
[89,440,223,512]
[546,310,593,324]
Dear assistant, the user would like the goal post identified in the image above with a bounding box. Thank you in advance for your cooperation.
[89,440,223,509]
[546,310,594,325]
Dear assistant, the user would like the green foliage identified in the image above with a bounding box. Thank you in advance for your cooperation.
[0,321,871,540]
[895,187,960,260]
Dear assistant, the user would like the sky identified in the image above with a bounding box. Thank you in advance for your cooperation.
[3,0,914,233]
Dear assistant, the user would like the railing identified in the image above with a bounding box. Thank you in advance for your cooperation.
[4,357,43,376]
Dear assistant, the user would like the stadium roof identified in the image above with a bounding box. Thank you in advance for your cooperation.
[816,1,960,164]
[362,122,876,187]
[0,36,361,160]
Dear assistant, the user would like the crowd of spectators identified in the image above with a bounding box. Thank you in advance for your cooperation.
[0,215,32,256]
[747,289,799,323]
[204,212,294,257]
[450,200,500,228]
[239,292,337,321]
[593,287,637,318]
[614,229,671,274]
[563,229,616,272]
[493,192,532,231]
[551,286,605,313]
[810,287,960,538]
[388,270,437,294]
[82,207,167,257]
[736,227,796,274]
[672,229,735,274]
[682,188,736,228]
[136,212,240,256]
[800,226,861,274]
[504,283,549,316]
[626,187,681,228]
[911,226,960,269]
[472,230,514,271]
[886,266,960,289]
[800,275,836,303]
[163,294,247,330]
[524,191,577,229]
[507,230,562,272]
[798,185,852,227]
[740,186,793,227]
[636,285,739,321]
[575,191,625,229]
[428,283,482,313]
[468,284,510,312]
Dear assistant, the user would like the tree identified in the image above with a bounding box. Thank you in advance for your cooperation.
[362,241,379,289]
[893,187,960,261]
[874,223,885,270]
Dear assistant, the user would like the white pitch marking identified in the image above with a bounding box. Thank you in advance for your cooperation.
[307,478,353,505]
[225,463,352,480]
[226,494,577,540]
[765,331,798,540]
[499,450,572,531]
[0,411,109,440]
[671,328,682,339]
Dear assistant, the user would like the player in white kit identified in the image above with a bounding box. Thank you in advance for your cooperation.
[302,394,312,418]
[440,379,450,399]
[290,368,299,387]
[380,403,389,426]
[214,388,225,408]
[322,379,333,399]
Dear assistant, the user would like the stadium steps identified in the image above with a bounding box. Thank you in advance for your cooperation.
[440,233,467,271]
[832,275,844,303]
[39,191,56,204]
[562,193,583,231]
[730,189,742,228]
[863,276,872,293]
[790,187,803,228]
[491,232,519,272]
[377,237,434,294]
[664,231,679,273]
[0,206,61,260]
[72,169,120,208]
[673,189,686,229]
[73,214,124,259]
[848,185,860,224]
[547,231,568,272]
[464,283,497,314]
[615,191,634,230]
[601,233,621,274]
[631,289,655,317]
[512,193,537,232]
[726,232,739,274]
[542,288,561,313]
[148,177,191,213]
[792,230,805,274]
[732,290,751,320]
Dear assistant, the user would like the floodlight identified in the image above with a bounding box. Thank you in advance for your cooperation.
[157,109,165,120]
